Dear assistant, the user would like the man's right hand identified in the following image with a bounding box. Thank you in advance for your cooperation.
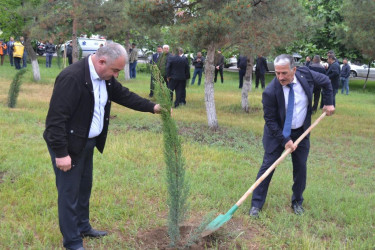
[55,155,72,172]
[285,140,297,152]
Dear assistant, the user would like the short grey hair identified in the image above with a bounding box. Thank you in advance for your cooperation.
[163,44,169,50]
[274,54,295,69]
[95,43,128,64]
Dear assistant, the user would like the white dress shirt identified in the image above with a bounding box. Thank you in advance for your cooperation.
[88,56,108,138]
[282,76,308,129]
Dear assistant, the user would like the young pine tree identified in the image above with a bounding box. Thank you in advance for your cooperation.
[152,65,189,247]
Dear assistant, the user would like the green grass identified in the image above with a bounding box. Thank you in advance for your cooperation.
[0,57,374,249]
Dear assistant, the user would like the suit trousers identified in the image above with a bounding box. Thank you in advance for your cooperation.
[239,69,246,88]
[48,138,96,249]
[251,127,310,209]
[255,72,265,88]
[168,79,185,107]
[312,86,321,112]
[214,68,223,83]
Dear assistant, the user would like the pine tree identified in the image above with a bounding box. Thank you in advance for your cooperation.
[152,65,189,247]
[8,69,27,108]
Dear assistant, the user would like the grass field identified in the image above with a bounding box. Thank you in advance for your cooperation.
[0,56,374,249]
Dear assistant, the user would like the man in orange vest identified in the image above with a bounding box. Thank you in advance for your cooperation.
[0,40,7,66]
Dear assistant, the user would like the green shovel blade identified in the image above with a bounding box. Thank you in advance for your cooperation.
[201,204,239,237]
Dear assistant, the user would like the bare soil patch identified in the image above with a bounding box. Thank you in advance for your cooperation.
[135,217,260,249]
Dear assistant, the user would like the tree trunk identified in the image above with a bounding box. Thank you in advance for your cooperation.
[204,42,218,130]
[24,36,40,82]
[72,1,79,63]
[241,54,253,112]
[124,32,131,81]
[363,61,372,89]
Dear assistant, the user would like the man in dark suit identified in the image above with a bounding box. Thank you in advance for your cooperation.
[249,54,335,218]
[214,50,224,83]
[44,43,161,250]
[237,55,247,89]
[255,54,269,89]
[309,55,326,113]
[166,47,190,108]
[326,54,340,107]
[149,45,163,97]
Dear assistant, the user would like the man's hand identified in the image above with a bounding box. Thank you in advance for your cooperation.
[285,140,297,152]
[55,155,72,172]
[154,104,162,114]
[323,105,335,116]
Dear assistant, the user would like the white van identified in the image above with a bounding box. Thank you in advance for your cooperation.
[60,38,106,57]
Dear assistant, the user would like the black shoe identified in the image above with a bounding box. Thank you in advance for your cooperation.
[292,203,304,215]
[80,228,108,238]
[66,247,85,250]
[249,207,260,218]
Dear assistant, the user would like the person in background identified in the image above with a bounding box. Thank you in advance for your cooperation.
[304,56,311,67]
[255,54,269,89]
[0,40,7,66]
[7,37,15,67]
[45,40,56,68]
[237,54,247,89]
[44,43,161,250]
[249,54,335,218]
[340,58,351,95]
[12,38,24,70]
[156,44,172,85]
[149,45,163,97]
[308,55,326,113]
[326,54,340,107]
[66,41,73,65]
[214,50,224,84]
[166,47,190,108]
[20,36,27,68]
[129,43,138,79]
[191,52,205,86]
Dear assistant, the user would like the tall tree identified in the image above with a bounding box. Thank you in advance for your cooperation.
[129,0,260,130]
[235,0,307,112]
[339,0,375,88]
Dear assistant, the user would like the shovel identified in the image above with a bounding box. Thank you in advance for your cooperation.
[201,112,327,237]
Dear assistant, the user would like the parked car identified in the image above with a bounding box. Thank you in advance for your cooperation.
[224,56,237,68]
[343,62,375,78]
[60,37,106,57]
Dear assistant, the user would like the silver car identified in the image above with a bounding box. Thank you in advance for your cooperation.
[346,63,375,78]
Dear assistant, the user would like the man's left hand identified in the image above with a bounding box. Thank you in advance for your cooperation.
[323,105,335,116]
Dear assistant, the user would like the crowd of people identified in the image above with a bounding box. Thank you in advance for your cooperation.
[0,36,59,69]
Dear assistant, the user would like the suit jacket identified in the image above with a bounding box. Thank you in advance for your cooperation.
[256,56,269,74]
[262,66,333,153]
[237,56,247,70]
[326,61,340,89]
[166,55,190,81]
[214,53,224,69]
[150,52,161,64]
[44,57,155,161]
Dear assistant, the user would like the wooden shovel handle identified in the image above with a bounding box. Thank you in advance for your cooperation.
[236,112,327,207]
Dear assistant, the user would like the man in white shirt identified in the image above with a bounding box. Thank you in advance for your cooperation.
[249,54,335,218]
[44,43,161,250]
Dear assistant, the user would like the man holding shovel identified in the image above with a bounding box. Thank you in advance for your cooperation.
[249,54,335,217]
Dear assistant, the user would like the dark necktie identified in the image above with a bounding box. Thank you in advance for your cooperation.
[283,83,295,138]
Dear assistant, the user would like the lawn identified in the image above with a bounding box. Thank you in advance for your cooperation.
[0,57,374,249]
